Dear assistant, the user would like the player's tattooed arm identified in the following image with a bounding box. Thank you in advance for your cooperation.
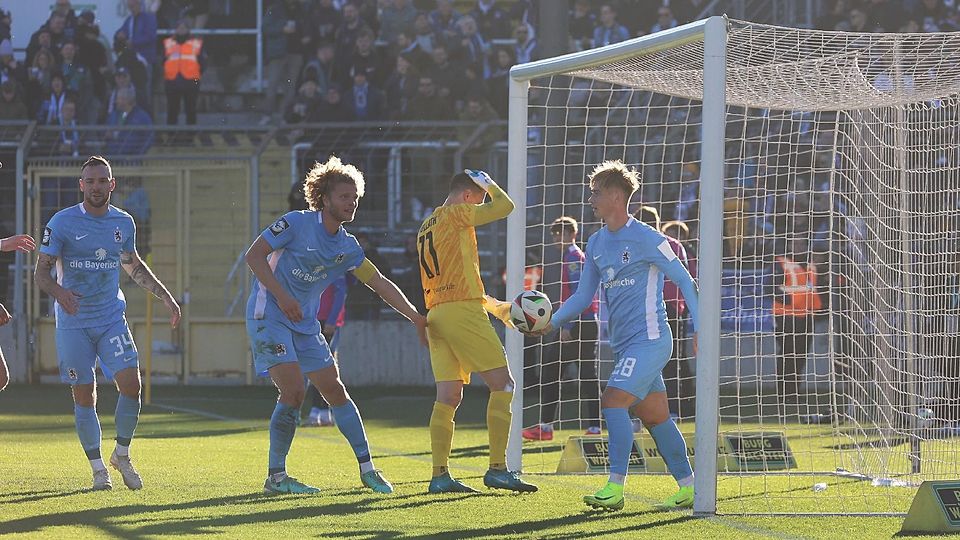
[122,250,182,328]
[121,250,170,300]
[34,253,81,314]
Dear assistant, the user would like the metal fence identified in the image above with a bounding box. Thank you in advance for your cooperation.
[4,121,507,384]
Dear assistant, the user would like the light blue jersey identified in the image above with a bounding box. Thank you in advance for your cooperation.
[245,211,365,335]
[39,203,137,330]
[552,217,699,354]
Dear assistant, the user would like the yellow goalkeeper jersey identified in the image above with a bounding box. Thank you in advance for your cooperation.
[418,182,514,309]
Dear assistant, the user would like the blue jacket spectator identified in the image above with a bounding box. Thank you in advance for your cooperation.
[106,86,153,155]
[379,0,418,45]
[594,4,630,47]
[37,74,68,125]
[429,0,461,43]
[470,0,510,40]
[116,0,158,67]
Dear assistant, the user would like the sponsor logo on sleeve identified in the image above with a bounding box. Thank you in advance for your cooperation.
[275,343,287,356]
[335,253,345,264]
[42,227,51,246]
[269,217,290,236]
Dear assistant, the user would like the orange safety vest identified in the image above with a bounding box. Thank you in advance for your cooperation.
[772,256,822,317]
[163,37,202,81]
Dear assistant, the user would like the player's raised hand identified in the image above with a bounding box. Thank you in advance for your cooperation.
[464,169,496,192]
[56,289,83,315]
[277,291,303,323]
[0,302,10,326]
[164,296,182,328]
[0,234,36,253]
[411,312,428,347]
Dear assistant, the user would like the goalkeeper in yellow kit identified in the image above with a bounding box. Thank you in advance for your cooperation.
[417,169,537,494]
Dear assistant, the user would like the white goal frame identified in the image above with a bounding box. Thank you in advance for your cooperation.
[505,16,728,516]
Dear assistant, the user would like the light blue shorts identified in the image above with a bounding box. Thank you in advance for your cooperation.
[56,318,139,385]
[246,318,333,377]
[607,334,674,401]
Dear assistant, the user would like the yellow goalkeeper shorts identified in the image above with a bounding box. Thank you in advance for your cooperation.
[427,299,508,383]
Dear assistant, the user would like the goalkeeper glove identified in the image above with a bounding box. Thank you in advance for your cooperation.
[464,169,496,192]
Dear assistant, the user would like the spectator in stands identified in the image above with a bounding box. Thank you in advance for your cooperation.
[457,94,500,169]
[0,39,22,88]
[60,41,95,123]
[262,0,307,122]
[412,12,440,56]
[392,31,430,71]
[24,49,56,119]
[0,80,27,121]
[771,236,822,418]
[108,67,137,118]
[113,35,149,110]
[429,0,462,44]
[315,83,355,122]
[116,0,158,111]
[37,74,68,125]
[106,86,153,155]
[76,13,109,121]
[308,0,341,47]
[163,19,204,125]
[912,0,948,25]
[0,9,10,43]
[53,0,79,35]
[594,4,630,47]
[404,75,454,120]
[865,0,905,32]
[55,96,80,156]
[470,0,510,40]
[285,79,323,123]
[384,53,417,119]
[27,28,57,69]
[456,15,490,78]
[513,22,537,65]
[569,0,597,51]
[349,67,384,120]
[335,2,372,61]
[487,46,514,118]
[847,7,870,32]
[379,0,418,45]
[428,44,464,103]
[650,6,678,34]
[300,41,337,95]
[345,28,388,87]
[816,0,852,30]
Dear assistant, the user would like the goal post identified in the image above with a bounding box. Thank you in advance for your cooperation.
[506,17,727,515]
[507,15,960,516]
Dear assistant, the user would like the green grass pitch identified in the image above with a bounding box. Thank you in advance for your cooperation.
[0,385,930,539]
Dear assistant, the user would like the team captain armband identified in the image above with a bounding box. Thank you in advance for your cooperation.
[351,258,378,283]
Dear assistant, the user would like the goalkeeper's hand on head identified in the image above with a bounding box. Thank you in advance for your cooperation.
[464,169,496,192]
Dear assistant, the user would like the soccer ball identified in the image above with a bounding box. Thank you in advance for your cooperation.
[510,290,552,332]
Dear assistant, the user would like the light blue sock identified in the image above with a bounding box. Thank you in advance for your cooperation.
[649,418,694,483]
[331,400,372,467]
[602,407,633,482]
[114,394,141,447]
[74,404,102,459]
[268,402,299,475]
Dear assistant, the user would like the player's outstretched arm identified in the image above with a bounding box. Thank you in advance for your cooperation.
[0,234,36,253]
[525,249,601,337]
[464,169,515,226]
[121,250,181,328]
[354,259,428,347]
[34,253,82,315]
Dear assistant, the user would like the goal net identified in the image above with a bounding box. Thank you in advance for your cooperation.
[507,17,960,515]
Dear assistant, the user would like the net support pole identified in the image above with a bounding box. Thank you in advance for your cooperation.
[505,77,529,472]
[144,253,154,406]
[693,15,726,517]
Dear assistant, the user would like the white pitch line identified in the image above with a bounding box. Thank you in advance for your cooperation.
[150,400,812,539]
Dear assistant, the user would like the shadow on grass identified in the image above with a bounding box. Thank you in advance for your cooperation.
[0,489,87,505]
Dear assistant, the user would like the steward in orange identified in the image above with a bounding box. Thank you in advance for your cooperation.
[163,19,203,125]
[771,238,823,416]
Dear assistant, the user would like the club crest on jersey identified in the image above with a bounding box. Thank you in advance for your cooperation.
[41,227,51,246]
[275,343,286,356]
[335,253,345,264]
[622,249,630,264]
[114,228,122,243]
[269,217,290,236]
